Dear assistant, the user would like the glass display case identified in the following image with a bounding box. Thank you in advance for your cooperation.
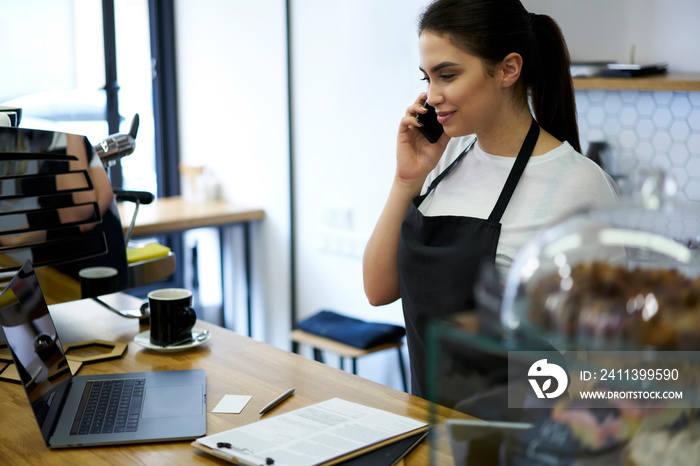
[427,170,700,465]
[500,169,700,352]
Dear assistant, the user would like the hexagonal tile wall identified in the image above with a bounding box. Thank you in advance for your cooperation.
[576,90,700,202]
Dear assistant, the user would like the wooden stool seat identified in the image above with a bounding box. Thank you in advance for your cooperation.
[290,329,401,357]
[291,329,408,392]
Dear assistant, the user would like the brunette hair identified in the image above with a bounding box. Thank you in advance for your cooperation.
[418,0,580,152]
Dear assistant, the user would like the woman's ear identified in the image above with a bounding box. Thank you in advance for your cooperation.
[500,53,523,88]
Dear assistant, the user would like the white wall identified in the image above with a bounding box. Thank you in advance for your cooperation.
[174,0,291,348]
[289,0,433,389]
[523,0,700,72]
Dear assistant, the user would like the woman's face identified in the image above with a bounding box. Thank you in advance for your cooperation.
[419,31,505,138]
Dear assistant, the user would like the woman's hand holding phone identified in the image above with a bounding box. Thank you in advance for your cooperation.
[396,93,449,187]
[417,103,444,143]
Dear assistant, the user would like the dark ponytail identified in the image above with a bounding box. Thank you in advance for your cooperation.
[419,0,581,152]
[529,14,580,152]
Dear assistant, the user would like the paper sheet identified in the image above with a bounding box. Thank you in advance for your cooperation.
[196,398,427,466]
[212,395,252,414]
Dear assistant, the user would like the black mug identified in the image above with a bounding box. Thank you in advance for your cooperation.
[79,266,118,299]
[148,288,197,346]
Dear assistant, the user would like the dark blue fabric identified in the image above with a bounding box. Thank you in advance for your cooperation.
[297,310,406,350]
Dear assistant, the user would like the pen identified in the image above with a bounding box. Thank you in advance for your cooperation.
[259,388,295,415]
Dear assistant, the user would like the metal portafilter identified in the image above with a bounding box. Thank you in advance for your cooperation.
[93,113,140,166]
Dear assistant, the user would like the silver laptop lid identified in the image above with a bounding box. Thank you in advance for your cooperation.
[0,260,73,445]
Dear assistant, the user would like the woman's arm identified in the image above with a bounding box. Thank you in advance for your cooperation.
[363,93,449,306]
[363,177,422,305]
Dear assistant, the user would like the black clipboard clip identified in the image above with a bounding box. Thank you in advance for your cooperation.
[216,441,275,465]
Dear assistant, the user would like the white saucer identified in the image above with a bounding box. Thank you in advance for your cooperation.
[133,327,211,352]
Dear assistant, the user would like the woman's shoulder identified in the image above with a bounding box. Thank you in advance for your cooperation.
[535,141,599,170]
[540,142,620,196]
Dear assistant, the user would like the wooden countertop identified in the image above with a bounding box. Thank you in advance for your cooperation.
[0,296,471,465]
[574,72,700,91]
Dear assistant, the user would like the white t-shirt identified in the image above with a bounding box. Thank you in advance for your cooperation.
[418,135,619,281]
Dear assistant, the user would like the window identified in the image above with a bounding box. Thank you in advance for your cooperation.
[1,0,157,194]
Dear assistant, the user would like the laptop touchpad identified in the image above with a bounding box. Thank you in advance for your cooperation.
[142,385,203,418]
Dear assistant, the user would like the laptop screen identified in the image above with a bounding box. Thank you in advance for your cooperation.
[0,260,72,444]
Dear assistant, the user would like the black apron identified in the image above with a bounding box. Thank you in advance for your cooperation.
[397,119,540,398]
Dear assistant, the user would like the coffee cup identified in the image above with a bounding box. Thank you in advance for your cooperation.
[79,266,118,299]
[147,288,197,347]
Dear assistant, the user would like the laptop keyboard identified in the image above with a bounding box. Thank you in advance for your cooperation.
[70,378,146,436]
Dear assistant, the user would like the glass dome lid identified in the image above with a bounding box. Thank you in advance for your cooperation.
[500,169,700,350]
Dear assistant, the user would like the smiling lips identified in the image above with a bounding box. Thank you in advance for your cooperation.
[436,111,454,124]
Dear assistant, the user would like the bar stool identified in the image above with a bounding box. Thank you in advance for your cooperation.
[291,310,408,392]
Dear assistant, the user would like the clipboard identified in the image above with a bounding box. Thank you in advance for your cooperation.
[191,398,429,466]
[339,430,428,466]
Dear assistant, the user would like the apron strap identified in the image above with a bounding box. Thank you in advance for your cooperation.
[425,136,477,196]
[488,119,540,222]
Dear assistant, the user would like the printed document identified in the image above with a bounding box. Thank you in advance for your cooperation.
[194,398,427,466]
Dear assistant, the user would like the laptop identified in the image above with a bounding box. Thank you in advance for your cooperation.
[0,260,206,448]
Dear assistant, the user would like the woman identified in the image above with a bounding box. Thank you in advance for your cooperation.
[363,0,618,398]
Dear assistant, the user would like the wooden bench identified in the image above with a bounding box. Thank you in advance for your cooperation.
[290,329,408,392]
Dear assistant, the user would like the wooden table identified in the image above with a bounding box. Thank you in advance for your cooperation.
[118,197,264,237]
[0,298,470,465]
[118,197,264,335]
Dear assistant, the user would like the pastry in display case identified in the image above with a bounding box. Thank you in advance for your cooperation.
[501,169,700,351]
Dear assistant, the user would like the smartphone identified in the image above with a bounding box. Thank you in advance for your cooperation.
[417,103,444,143]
